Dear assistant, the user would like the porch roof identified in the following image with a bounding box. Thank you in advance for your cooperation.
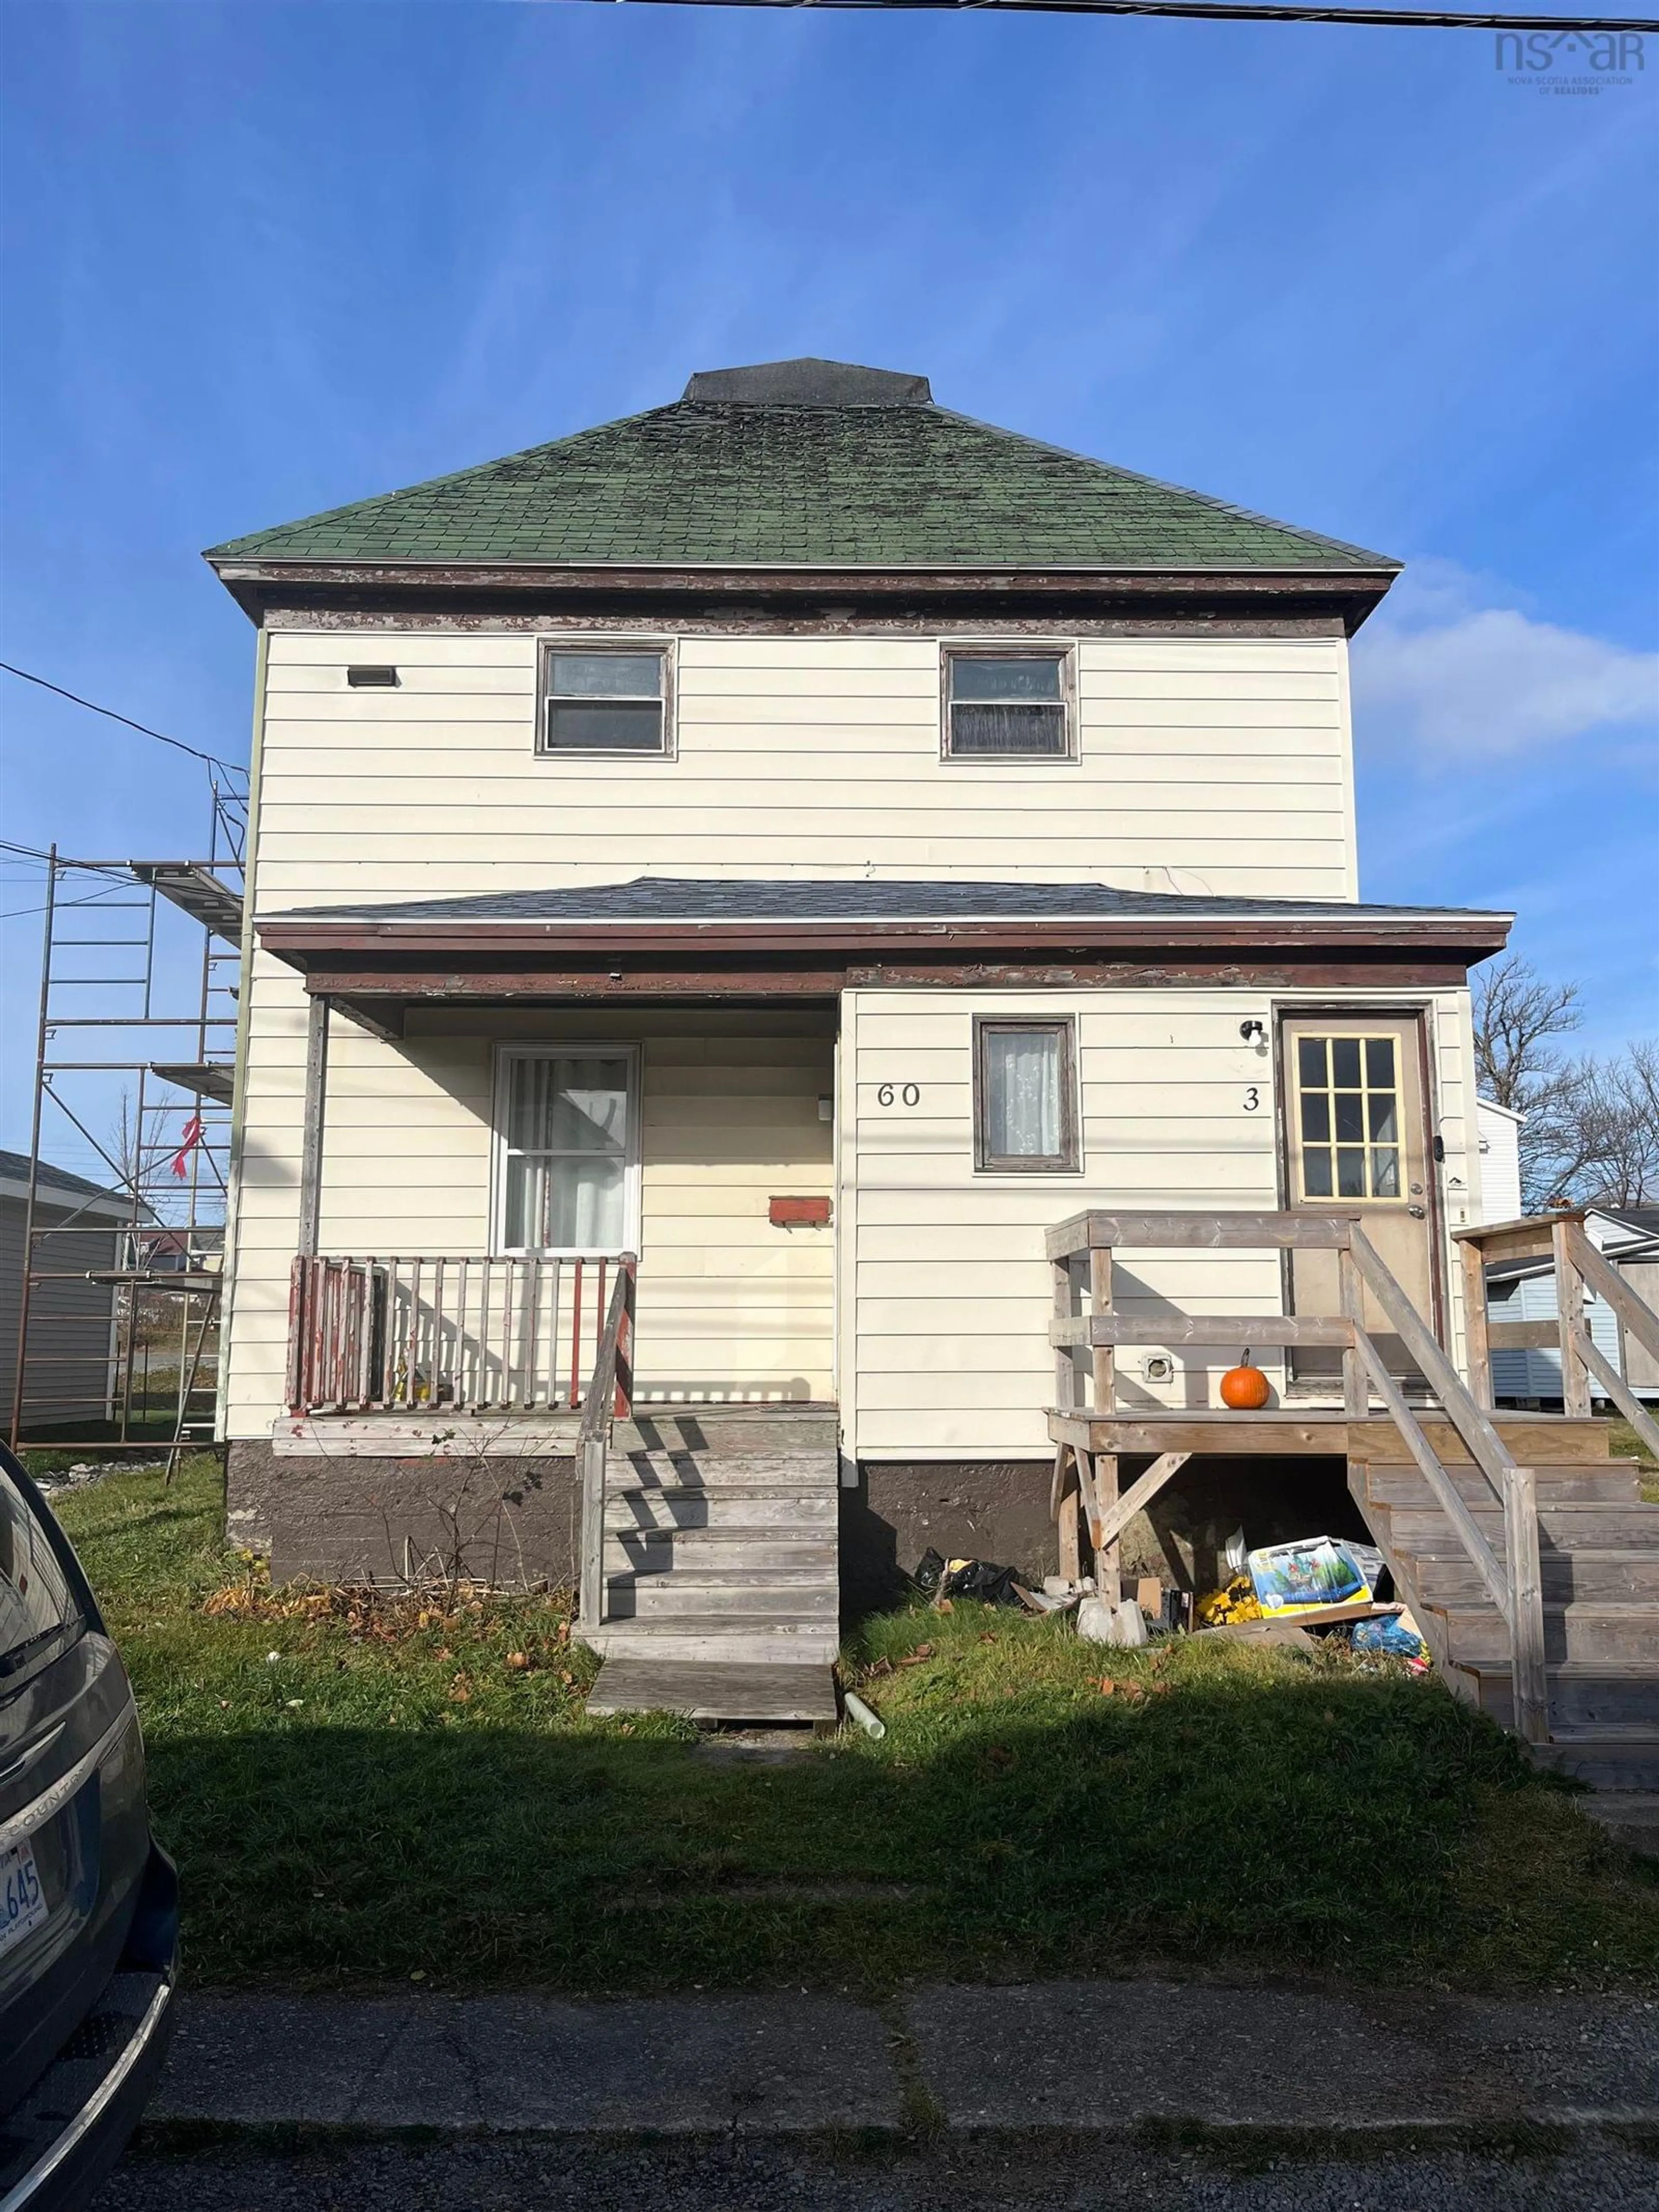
[262,875,1512,936]
[254,877,1513,1037]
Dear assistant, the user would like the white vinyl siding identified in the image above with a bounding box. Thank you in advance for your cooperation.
[838,983,1480,1460]
[251,630,1358,904]
[222,993,834,1435]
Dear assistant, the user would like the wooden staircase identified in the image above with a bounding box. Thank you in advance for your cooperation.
[582,1408,840,1724]
[1046,1209,1659,1817]
[1352,1442,1659,1789]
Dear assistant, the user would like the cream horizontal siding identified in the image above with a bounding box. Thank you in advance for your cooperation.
[251,629,1357,904]
[840,984,1482,1461]
[224,979,833,1435]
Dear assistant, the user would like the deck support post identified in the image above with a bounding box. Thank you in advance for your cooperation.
[1088,1244,1113,1416]
[1089,1451,1120,1596]
[1502,1461,1549,1743]
[297,993,331,1260]
[1338,1241,1367,1417]
[1551,1216,1592,1419]
[1459,1238,1494,1412]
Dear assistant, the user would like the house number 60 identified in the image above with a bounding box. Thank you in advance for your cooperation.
[877,1084,921,1108]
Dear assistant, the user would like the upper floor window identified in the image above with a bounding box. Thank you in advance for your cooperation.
[539,644,672,755]
[943,648,1074,760]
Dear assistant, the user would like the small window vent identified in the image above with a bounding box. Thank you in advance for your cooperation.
[347,665,400,688]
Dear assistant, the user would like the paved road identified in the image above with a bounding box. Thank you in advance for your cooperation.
[92,2130,1659,2211]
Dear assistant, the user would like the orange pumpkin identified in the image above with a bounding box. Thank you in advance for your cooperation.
[1220,1359,1271,1411]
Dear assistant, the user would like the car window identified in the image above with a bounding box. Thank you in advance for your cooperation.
[0,1467,80,1677]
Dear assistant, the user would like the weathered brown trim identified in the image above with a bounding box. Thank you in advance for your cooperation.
[257,911,1511,960]
[262,607,1354,640]
[302,956,1487,1041]
[212,557,1397,635]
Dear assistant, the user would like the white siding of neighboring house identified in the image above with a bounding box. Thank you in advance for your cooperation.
[250,629,1359,904]
[838,983,1481,1461]
[1474,1098,1523,1224]
[1488,1210,1659,1405]
[0,1195,120,1430]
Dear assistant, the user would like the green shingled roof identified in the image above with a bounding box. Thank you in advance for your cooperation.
[206,365,1396,573]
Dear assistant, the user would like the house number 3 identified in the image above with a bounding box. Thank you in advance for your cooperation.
[1243,1086,1261,1111]
[877,1084,922,1108]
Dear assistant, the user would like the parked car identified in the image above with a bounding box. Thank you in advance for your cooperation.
[0,1443,177,2209]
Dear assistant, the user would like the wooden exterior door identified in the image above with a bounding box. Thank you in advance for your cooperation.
[1280,1014,1440,1381]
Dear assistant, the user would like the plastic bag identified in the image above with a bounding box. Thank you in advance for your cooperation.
[1351,1614,1430,1666]
[912,1550,1031,1608]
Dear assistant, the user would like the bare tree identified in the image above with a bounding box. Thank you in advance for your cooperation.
[1525,1041,1659,1210]
[1473,954,1582,1113]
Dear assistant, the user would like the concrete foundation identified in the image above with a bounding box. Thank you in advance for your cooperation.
[231,1439,1373,1614]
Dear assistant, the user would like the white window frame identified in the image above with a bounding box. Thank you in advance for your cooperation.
[940,642,1078,764]
[490,1043,643,1257]
[535,637,677,761]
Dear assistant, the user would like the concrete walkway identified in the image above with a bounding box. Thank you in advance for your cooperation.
[153,1980,1659,2135]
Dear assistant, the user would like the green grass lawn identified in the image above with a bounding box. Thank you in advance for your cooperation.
[42,1455,1659,1999]
[1609,1416,1659,1505]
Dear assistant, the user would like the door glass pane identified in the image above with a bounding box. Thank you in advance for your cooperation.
[983,1028,1062,1158]
[1334,1092,1364,1142]
[1303,1147,1334,1197]
[1365,1037,1395,1087]
[1371,1149,1401,1199]
[1336,1147,1367,1198]
[1331,1038,1363,1088]
[1367,1093,1398,1143]
[1297,1037,1327,1088]
[1300,1093,1330,1142]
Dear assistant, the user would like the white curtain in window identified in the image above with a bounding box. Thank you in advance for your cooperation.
[502,1054,629,1249]
[984,1029,1061,1158]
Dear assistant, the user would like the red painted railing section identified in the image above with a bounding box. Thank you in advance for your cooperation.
[286,1254,630,1415]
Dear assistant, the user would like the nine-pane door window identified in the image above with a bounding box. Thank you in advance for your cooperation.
[1294,1034,1402,1200]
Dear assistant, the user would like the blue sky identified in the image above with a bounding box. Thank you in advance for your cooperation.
[3,0,1656,1157]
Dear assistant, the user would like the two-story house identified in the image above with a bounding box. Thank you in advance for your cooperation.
[207,357,1657,1740]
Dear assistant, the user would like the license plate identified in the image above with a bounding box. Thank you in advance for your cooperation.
[0,1839,48,1959]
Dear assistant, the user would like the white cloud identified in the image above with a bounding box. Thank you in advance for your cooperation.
[1351,561,1659,761]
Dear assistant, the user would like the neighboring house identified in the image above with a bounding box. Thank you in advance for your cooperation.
[207,355,1518,1611]
[0,1150,130,1433]
[1474,1098,1524,1227]
[1486,1206,1659,1407]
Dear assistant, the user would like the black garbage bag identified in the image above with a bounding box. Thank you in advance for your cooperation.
[911,1549,1030,1607]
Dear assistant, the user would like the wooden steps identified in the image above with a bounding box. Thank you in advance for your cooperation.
[1351,1453,1659,1790]
[583,1413,841,1720]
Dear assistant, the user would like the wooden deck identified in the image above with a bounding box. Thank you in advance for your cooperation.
[1048,1409,1613,1463]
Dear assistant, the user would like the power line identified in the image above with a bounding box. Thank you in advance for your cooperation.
[569,1,1658,27]
[0,661,245,778]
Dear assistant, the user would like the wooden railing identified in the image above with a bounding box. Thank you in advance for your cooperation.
[1456,1211,1659,1462]
[286,1253,630,1416]
[578,1255,637,1632]
[1047,1210,1550,1742]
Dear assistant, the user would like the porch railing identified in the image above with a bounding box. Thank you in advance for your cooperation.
[578,1255,637,1632]
[286,1253,632,1416]
[1456,1210,1659,1461]
[1046,1209,1551,1743]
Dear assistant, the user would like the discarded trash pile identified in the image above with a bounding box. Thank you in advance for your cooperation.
[905,1528,1429,1666]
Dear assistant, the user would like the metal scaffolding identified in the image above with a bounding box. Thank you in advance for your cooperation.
[8,783,245,1466]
